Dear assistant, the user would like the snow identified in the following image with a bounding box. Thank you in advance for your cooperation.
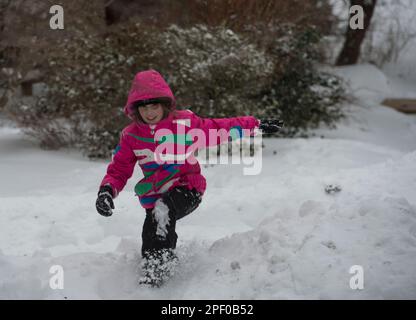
[1,64,416,299]
[154,198,170,238]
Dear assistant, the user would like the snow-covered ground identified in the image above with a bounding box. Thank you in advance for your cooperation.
[1,64,416,299]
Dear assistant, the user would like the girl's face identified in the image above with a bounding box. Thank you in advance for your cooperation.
[138,103,165,124]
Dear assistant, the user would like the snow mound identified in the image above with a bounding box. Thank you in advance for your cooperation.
[332,64,391,104]
[187,152,416,299]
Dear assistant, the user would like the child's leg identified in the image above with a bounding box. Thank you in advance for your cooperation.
[141,186,202,258]
[162,186,202,221]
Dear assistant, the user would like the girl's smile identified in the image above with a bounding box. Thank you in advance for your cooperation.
[138,103,164,124]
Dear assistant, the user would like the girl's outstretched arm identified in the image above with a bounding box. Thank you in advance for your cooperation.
[100,129,137,197]
[189,111,260,147]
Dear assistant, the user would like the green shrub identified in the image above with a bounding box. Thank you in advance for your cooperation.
[151,24,275,118]
[6,22,344,158]
[247,25,345,136]
[6,23,155,157]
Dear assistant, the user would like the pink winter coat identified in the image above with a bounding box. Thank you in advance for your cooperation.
[100,70,260,209]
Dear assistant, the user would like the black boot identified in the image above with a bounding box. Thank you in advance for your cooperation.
[139,249,178,287]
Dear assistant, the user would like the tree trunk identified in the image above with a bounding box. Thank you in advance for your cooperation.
[336,0,377,66]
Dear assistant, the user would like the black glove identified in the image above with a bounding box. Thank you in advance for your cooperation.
[259,119,284,134]
[96,185,115,217]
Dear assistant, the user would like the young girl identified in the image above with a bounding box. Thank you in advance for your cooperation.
[95,69,281,287]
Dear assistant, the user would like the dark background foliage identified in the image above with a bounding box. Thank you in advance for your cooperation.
[1,0,344,158]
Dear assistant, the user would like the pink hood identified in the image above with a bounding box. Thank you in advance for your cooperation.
[124,69,176,117]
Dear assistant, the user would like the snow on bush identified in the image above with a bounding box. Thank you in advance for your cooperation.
[6,22,344,157]
[153,24,275,118]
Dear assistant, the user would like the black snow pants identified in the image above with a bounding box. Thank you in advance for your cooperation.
[141,186,202,258]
